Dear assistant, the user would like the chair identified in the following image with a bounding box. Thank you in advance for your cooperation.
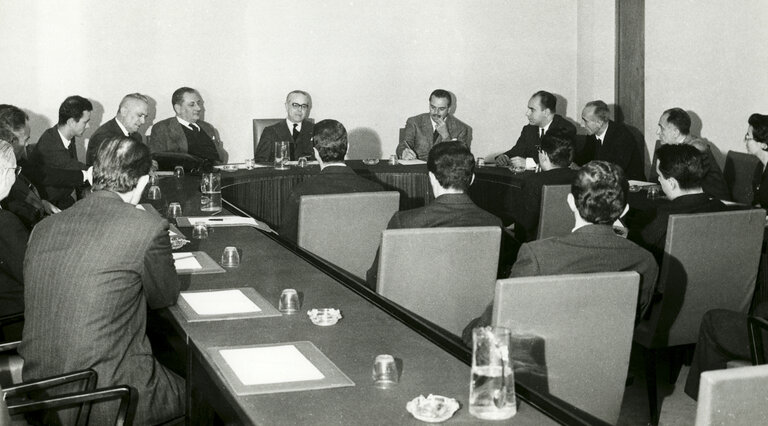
[694,364,768,426]
[536,184,573,239]
[633,208,766,425]
[1,369,131,426]
[252,118,284,157]
[376,227,500,335]
[297,192,400,280]
[492,271,640,425]
[723,150,761,204]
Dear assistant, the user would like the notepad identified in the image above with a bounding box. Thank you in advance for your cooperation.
[173,253,202,270]
[628,180,657,187]
[220,345,325,386]
[397,159,426,165]
[180,289,261,316]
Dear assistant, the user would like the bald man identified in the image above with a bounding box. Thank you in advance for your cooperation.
[86,93,149,166]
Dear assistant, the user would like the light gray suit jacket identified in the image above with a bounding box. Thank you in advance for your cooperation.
[397,113,472,160]
[149,116,225,163]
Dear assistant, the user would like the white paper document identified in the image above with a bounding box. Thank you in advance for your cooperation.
[154,171,175,177]
[189,216,259,226]
[396,159,426,165]
[220,345,325,385]
[173,253,202,270]
[284,160,319,166]
[180,289,261,315]
[628,180,657,187]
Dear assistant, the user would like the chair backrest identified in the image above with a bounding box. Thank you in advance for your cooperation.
[398,127,405,145]
[377,227,500,335]
[695,364,768,425]
[536,184,574,239]
[492,271,640,425]
[635,209,766,348]
[297,192,400,280]
[723,150,761,204]
[252,118,284,157]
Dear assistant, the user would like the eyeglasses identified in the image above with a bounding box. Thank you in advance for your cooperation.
[290,103,310,111]
[745,132,754,141]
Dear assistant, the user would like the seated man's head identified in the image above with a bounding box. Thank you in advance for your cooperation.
[427,141,474,195]
[538,135,574,171]
[429,89,453,122]
[569,160,628,225]
[312,119,347,164]
[657,107,691,144]
[58,95,93,138]
[527,90,556,127]
[0,104,30,159]
[581,100,610,136]
[746,113,768,155]
[285,90,312,124]
[655,143,705,200]
[0,139,16,202]
[172,87,204,124]
[117,93,150,134]
[92,136,152,204]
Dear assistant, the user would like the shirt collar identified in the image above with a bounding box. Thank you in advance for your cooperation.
[57,128,72,149]
[115,118,131,136]
[176,116,196,130]
[596,122,609,141]
[287,119,302,133]
[540,117,553,134]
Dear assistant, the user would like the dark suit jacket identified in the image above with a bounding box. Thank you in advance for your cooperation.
[254,120,314,162]
[578,121,646,181]
[19,191,184,425]
[366,193,503,286]
[464,224,659,342]
[756,162,768,208]
[28,126,88,208]
[397,113,472,160]
[502,114,576,160]
[629,192,727,262]
[648,136,730,201]
[148,117,224,163]
[512,167,577,241]
[280,165,385,242]
[0,210,27,317]
[86,118,143,166]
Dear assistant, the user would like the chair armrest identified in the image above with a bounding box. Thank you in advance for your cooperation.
[748,316,768,365]
[7,385,131,426]
[4,369,97,397]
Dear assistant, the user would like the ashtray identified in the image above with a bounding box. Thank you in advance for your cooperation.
[220,164,238,172]
[628,184,641,192]
[170,236,190,250]
[406,394,460,423]
[362,159,380,165]
[307,308,342,326]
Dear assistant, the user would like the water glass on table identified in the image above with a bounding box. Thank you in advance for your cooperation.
[220,246,240,268]
[147,185,162,200]
[200,172,222,213]
[274,141,289,170]
[372,354,399,388]
[192,222,208,239]
[173,165,184,178]
[278,289,300,314]
[470,326,517,420]
[166,202,182,223]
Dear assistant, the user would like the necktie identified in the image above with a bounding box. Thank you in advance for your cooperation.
[68,140,77,159]
[596,137,603,145]
[539,128,544,140]
[190,123,199,132]
[433,129,440,143]
[292,123,299,142]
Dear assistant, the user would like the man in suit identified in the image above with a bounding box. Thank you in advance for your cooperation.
[20,136,184,425]
[367,142,503,287]
[86,93,148,166]
[650,107,730,200]
[511,135,577,242]
[0,138,27,319]
[463,161,659,343]
[28,96,92,209]
[280,119,384,242]
[496,90,576,168]
[629,144,727,262]
[398,89,472,161]
[148,87,224,165]
[254,90,315,162]
[578,100,645,180]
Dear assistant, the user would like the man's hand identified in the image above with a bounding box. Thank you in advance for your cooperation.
[41,200,61,215]
[510,157,527,168]
[434,117,450,140]
[401,148,417,160]
[495,154,512,166]
[84,166,93,186]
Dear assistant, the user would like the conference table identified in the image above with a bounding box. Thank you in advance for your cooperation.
[148,173,606,425]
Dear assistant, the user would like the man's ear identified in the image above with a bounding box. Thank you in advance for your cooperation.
[428,171,439,188]
[313,147,321,163]
[566,192,577,213]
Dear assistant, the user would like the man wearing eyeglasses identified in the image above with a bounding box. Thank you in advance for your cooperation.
[254,90,315,162]
[148,87,225,166]
[398,89,472,161]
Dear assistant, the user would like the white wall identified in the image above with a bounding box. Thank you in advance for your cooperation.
[576,0,616,121]
[645,0,768,164]
[0,0,582,162]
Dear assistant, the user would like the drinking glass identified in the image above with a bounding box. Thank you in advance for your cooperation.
[274,141,289,170]
[469,326,516,420]
[147,185,162,200]
[173,165,185,178]
[221,246,240,268]
[200,172,222,213]
[372,354,399,388]
[192,222,208,239]
[278,289,300,314]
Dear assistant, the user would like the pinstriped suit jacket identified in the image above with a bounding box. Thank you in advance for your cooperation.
[398,113,472,160]
[19,190,184,425]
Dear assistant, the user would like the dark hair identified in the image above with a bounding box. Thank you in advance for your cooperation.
[585,100,611,122]
[172,87,197,107]
[285,90,312,106]
[0,128,16,146]
[58,96,93,126]
[312,119,347,162]
[532,90,557,113]
[748,113,768,144]
[427,141,474,191]
[429,89,452,108]
[571,161,627,224]
[663,107,691,135]
[0,104,29,131]
[656,143,705,190]
[92,137,152,193]
[540,135,574,167]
